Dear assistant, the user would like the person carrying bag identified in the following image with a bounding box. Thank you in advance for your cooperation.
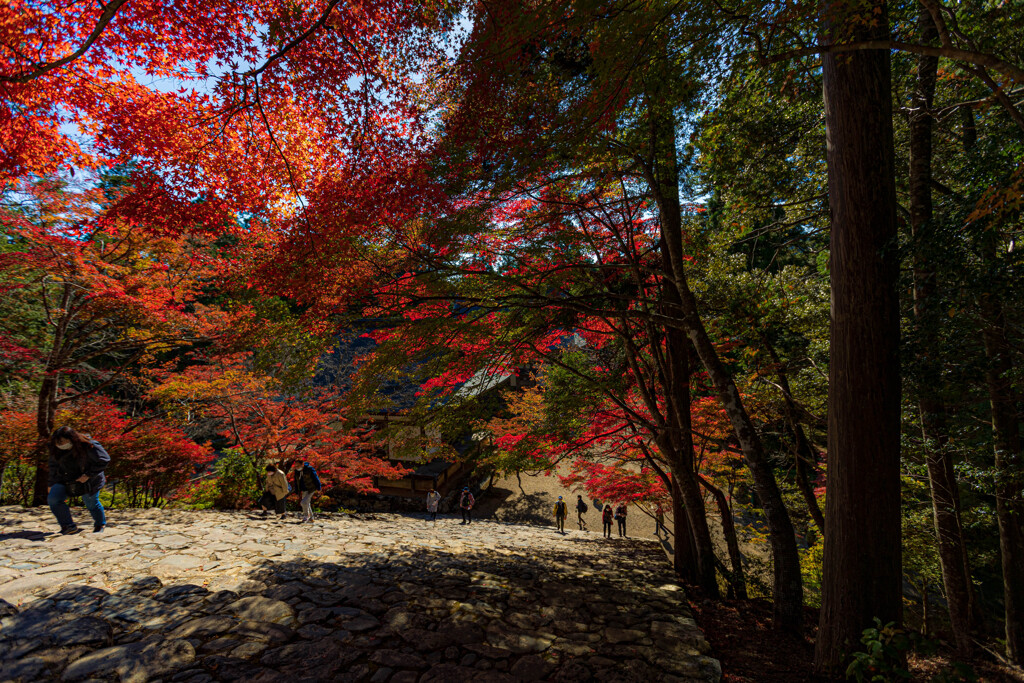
[294,461,322,523]
[262,464,290,518]
[47,426,110,534]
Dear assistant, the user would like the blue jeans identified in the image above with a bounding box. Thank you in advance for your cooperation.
[48,483,105,529]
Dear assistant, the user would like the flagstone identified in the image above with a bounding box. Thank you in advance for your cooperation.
[0,507,720,682]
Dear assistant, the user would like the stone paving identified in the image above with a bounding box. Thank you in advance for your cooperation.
[0,506,721,682]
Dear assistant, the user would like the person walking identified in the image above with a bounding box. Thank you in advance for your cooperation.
[602,504,614,538]
[47,427,110,534]
[459,487,475,524]
[553,495,567,533]
[615,502,628,537]
[426,488,441,522]
[264,464,289,519]
[576,495,588,531]
[654,504,667,536]
[294,461,321,523]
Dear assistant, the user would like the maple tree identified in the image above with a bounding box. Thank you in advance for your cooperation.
[3,0,1024,672]
[341,168,780,602]
[0,175,241,503]
[0,393,212,507]
[151,352,411,505]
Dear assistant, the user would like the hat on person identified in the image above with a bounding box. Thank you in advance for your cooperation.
[463,487,469,491]
[557,496,562,500]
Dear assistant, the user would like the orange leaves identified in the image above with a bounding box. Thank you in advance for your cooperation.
[967,161,1024,226]
[2,0,435,251]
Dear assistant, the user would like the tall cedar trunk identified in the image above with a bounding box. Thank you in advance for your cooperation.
[32,374,59,505]
[814,0,902,671]
[908,8,977,654]
[978,282,1024,664]
[649,99,802,630]
[761,332,826,535]
[700,474,748,598]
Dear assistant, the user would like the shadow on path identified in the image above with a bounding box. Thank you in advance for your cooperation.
[0,538,719,682]
[0,530,48,542]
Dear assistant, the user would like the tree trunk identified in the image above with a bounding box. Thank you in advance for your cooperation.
[814,0,902,671]
[662,328,720,596]
[649,98,803,631]
[700,474,748,599]
[760,332,826,536]
[670,475,699,582]
[32,374,59,506]
[979,286,1024,664]
[908,8,977,655]
[644,441,699,582]
[657,413,719,595]
[921,578,929,637]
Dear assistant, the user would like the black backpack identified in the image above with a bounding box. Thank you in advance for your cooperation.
[578,500,588,513]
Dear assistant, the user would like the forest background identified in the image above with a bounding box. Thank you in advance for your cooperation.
[1,0,1022,677]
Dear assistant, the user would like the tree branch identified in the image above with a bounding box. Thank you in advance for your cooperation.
[756,40,1024,84]
[241,0,344,80]
[0,0,131,84]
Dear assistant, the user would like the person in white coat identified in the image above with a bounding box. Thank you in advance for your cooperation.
[426,488,441,522]
[263,465,289,518]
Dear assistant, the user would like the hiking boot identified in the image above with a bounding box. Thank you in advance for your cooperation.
[61,525,82,535]
[93,523,104,533]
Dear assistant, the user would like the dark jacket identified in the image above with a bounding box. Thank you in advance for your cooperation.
[48,440,110,494]
[296,465,322,492]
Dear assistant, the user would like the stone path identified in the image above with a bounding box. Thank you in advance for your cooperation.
[0,506,720,682]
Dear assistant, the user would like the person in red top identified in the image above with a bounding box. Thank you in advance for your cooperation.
[602,504,614,538]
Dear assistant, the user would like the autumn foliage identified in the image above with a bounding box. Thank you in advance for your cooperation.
[151,352,411,505]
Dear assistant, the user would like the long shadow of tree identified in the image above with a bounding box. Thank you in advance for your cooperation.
[1,541,718,683]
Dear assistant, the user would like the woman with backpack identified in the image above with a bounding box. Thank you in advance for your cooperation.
[47,427,110,535]
[294,461,322,523]
[459,487,475,524]
[576,494,588,531]
[601,503,614,538]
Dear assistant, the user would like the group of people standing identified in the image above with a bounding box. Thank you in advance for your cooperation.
[259,461,322,522]
[550,494,634,538]
[600,501,630,538]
